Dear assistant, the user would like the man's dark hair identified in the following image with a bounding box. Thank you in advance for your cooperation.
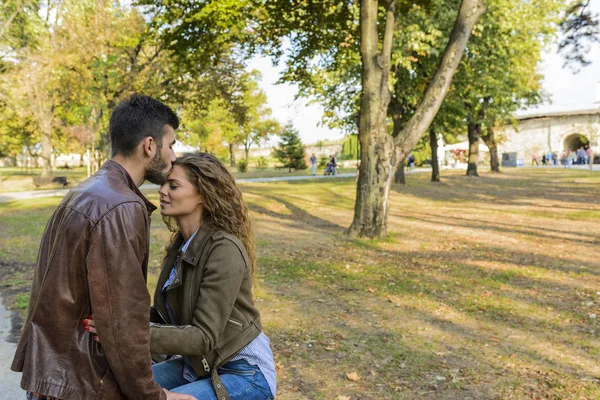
[109,94,179,157]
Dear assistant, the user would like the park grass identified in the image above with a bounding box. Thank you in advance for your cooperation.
[1,167,599,399]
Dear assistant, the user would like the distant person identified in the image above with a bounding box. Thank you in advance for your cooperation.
[330,155,337,176]
[569,151,576,166]
[551,152,558,166]
[541,154,547,166]
[408,154,416,171]
[11,95,194,400]
[586,147,592,165]
[577,147,585,165]
[310,154,317,175]
[560,152,567,167]
[532,153,539,166]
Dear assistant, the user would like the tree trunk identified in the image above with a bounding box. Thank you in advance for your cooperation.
[40,121,52,178]
[229,144,236,167]
[466,123,480,176]
[348,0,485,238]
[394,160,406,184]
[391,100,406,185]
[482,126,500,172]
[347,0,397,238]
[245,146,250,162]
[430,128,440,182]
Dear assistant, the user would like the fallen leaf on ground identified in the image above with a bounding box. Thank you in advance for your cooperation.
[346,372,361,382]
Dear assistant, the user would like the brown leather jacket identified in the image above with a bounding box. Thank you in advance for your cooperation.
[11,161,166,400]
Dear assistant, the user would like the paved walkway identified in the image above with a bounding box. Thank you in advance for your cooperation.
[0,296,24,398]
[0,173,359,203]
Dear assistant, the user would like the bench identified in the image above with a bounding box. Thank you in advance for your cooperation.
[32,176,69,189]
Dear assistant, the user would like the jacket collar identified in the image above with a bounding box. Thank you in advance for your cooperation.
[101,160,157,214]
[167,222,217,265]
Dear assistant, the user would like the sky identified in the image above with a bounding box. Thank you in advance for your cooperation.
[248,3,600,145]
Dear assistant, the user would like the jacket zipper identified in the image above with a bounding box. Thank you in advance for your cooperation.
[227,318,243,328]
[189,265,197,322]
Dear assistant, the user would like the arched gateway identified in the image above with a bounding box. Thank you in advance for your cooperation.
[498,107,600,163]
[563,133,590,152]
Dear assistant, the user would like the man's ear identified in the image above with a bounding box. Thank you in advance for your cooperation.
[141,137,155,158]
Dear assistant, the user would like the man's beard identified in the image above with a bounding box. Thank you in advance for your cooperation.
[144,150,169,185]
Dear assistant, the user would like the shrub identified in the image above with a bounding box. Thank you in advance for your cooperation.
[237,159,248,173]
[256,156,268,169]
[318,156,328,169]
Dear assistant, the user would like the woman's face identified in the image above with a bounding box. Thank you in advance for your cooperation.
[158,165,203,217]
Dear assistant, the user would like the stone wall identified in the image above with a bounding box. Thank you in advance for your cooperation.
[498,112,600,161]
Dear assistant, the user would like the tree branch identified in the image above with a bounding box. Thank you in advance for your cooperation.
[394,0,486,156]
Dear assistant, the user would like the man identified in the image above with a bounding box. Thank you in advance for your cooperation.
[11,95,195,400]
[330,155,337,176]
[310,154,317,176]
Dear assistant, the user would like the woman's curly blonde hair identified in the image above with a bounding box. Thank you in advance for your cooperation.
[162,152,256,274]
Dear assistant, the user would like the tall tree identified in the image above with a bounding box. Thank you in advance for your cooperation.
[351,0,484,237]
[259,0,484,236]
[238,75,281,162]
[445,0,563,176]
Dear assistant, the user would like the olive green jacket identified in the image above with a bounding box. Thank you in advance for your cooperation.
[149,224,261,399]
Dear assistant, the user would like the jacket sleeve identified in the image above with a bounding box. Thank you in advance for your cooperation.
[149,239,246,356]
[87,202,166,400]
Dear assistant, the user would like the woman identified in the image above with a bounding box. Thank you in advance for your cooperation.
[86,153,276,400]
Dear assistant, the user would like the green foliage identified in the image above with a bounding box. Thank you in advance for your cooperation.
[558,1,600,71]
[237,159,248,173]
[341,134,359,160]
[318,156,328,169]
[444,0,564,131]
[411,136,432,167]
[256,156,268,169]
[273,124,307,172]
[12,292,29,310]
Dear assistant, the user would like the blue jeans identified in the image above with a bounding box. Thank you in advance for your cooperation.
[153,358,273,400]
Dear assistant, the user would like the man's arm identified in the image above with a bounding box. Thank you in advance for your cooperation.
[86,202,166,400]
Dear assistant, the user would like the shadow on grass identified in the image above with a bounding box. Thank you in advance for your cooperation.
[259,239,600,382]
[392,172,600,208]
[390,211,600,248]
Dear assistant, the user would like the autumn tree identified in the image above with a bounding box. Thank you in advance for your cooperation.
[445,0,563,176]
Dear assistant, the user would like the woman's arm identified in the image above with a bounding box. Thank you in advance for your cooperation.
[149,239,247,356]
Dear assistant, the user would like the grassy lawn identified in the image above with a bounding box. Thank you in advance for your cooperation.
[0,166,356,192]
[1,168,599,399]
